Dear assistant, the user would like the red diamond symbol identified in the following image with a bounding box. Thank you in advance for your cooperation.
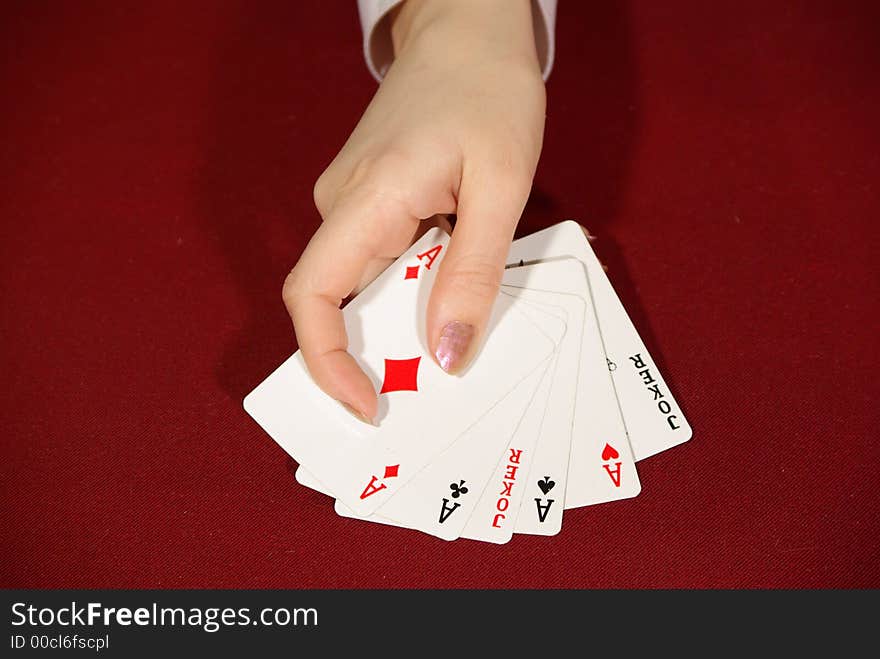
[383,464,399,479]
[404,265,419,280]
[379,357,421,394]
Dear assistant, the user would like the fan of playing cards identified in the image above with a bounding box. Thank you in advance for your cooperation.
[245,221,691,543]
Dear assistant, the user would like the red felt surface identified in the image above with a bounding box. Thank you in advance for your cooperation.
[2,1,878,588]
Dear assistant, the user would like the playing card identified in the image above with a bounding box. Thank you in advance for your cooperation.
[244,228,557,514]
[338,293,562,517]
[502,260,641,526]
[331,351,556,540]
[320,297,568,539]
[295,463,331,496]
[500,288,582,535]
[326,296,566,533]
[460,325,558,543]
[295,300,568,520]
[295,260,640,535]
[507,221,692,461]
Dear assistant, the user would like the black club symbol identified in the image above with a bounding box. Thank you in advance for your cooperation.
[449,480,468,498]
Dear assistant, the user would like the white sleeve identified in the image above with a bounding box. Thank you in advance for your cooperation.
[356,0,557,81]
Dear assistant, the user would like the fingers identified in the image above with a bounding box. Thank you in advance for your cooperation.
[578,224,598,243]
[426,165,532,373]
[577,223,607,270]
[283,195,417,422]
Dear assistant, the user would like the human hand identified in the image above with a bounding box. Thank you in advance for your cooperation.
[282,0,546,422]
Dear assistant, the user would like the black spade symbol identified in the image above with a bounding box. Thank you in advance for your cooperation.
[537,476,555,494]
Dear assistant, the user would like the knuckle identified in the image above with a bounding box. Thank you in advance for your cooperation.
[347,150,412,192]
[442,258,502,302]
[312,170,334,217]
[281,267,305,311]
[326,152,415,226]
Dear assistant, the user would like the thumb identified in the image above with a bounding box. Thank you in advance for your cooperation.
[427,166,531,373]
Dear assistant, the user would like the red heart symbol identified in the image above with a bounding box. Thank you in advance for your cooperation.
[601,443,619,461]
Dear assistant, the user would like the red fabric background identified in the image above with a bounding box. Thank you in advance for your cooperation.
[2,1,878,588]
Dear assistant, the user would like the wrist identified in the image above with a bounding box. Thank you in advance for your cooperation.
[390,0,540,73]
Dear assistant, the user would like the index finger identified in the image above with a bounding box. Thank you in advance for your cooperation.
[282,196,416,422]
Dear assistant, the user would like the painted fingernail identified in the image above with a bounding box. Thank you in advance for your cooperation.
[435,321,474,374]
[581,226,598,242]
[340,401,375,426]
